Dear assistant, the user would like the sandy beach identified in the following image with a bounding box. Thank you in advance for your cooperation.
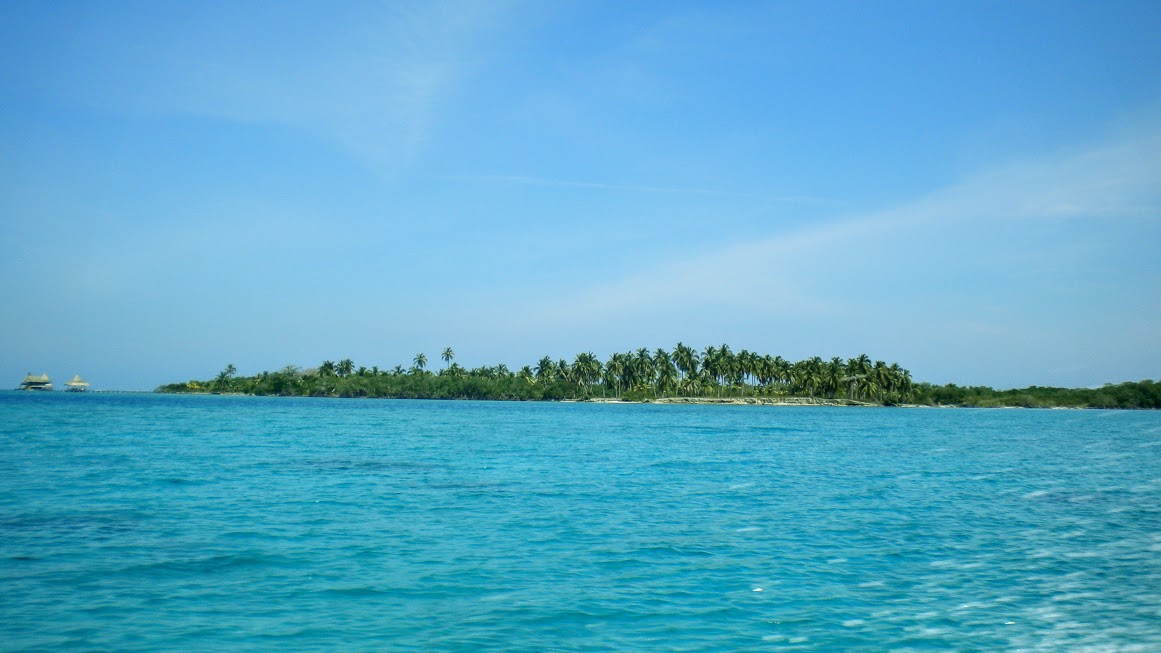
[583,396,879,407]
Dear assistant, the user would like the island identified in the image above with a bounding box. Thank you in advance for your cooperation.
[155,344,1160,409]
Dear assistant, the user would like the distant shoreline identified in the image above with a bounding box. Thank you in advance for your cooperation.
[138,392,1149,410]
[150,348,1161,410]
[584,396,878,407]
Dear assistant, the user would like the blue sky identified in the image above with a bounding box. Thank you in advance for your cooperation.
[2,1,1159,390]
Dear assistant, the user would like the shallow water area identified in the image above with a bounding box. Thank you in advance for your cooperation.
[2,392,1159,651]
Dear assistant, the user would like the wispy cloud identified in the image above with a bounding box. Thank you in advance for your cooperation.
[58,2,513,174]
[457,174,847,207]
[459,174,721,195]
[521,117,1161,329]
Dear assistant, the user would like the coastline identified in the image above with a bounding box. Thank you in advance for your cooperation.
[584,396,880,407]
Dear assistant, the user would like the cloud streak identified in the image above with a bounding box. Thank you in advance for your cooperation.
[457,174,848,208]
[520,117,1161,343]
[25,2,513,174]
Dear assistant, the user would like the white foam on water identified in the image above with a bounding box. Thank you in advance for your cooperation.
[842,619,865,627]
[1023,489,1051,499]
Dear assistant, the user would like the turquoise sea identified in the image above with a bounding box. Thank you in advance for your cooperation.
[2,392,1159,651]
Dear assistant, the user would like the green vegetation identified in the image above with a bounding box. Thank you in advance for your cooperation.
[914,380,1161,409]
[158,344,915,403]
[157,345,1159,409]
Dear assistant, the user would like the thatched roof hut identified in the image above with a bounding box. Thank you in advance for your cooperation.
[19,373,52,391]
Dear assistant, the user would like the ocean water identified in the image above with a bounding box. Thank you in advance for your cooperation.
[2,392,1159,652]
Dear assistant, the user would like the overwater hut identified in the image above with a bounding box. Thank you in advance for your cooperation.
[65,375,91,392]
[19,373,53,391]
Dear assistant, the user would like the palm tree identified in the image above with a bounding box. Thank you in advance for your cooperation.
[672,342,698,385]
[794,357,823,398]
[413,353,427,373]
[319,360,336,377]
[825,357,845,398]
[737,349,755,395]
[441,347,455,371]
[214,364,236,391]
[871,360,890,402]
[678,375,702,397]
[535,356,555,384]
[626,348,651,392]
[338,359,354,378]
[755,355,773,392]
[772,356,791,390]
[848,354,872,400]
[556,359,573,388]
[656,360,676,396]
[718,344,737,393]
[604,353,626,398]
[573,352,600,394]
[653,348,675,397]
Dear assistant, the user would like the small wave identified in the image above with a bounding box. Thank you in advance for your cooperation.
[117,552,291,575]
[319,586,391,597]
[157,477,204,486]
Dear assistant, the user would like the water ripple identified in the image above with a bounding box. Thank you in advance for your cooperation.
[1,393,1158,651]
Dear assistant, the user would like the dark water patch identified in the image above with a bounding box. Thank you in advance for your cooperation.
[424,480,512,491]
[318,586,393,597]
[299,458,440,474]
[0,510,152,538]
[115,552,294,576]
[155,476,207,486]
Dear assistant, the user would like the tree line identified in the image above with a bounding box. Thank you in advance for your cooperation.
[156,345,1160,408]
[915,380,1161,409]
[158,344,916,403]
